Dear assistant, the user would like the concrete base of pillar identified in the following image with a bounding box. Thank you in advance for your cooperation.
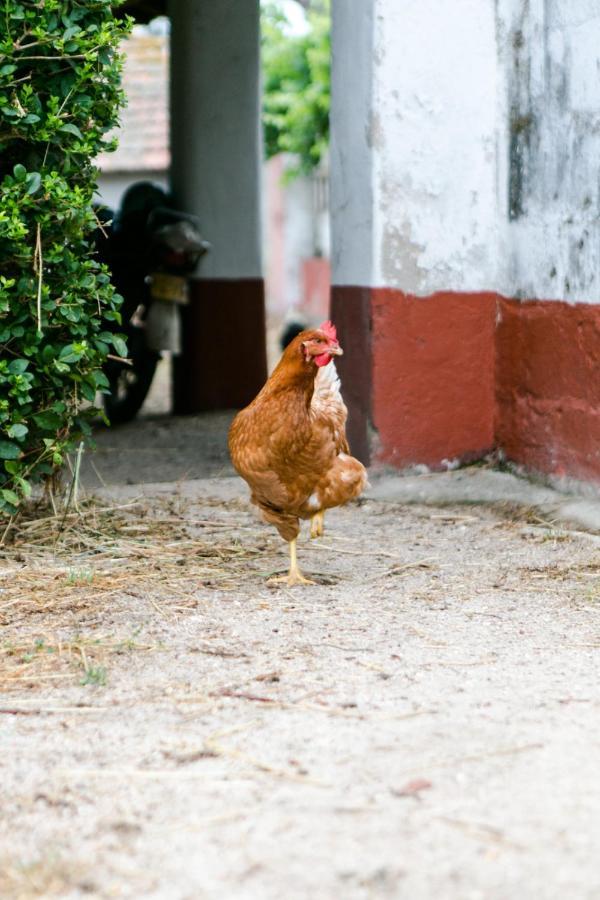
[173,278,267,413]
[332,285,600,483]
[332,286,496,469]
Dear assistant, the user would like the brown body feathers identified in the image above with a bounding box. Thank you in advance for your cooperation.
[228,327,367,543]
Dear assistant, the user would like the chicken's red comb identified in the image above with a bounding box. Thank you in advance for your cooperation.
[319,320,338,342]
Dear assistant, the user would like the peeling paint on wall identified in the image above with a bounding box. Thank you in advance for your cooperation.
[499,0,600,302]
[373,0,501,295]
[329,0,600,480]
[331,0,600,304]
[380,222,427,292]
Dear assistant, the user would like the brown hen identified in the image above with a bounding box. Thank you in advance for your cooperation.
[228,321,367,585]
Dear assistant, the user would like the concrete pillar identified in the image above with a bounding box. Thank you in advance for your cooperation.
[330,0,500,467]
[331,0,600,483]
[329,0,375,462]
[169,0,266,412]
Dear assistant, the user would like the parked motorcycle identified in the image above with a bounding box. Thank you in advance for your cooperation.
[95,182,210,424]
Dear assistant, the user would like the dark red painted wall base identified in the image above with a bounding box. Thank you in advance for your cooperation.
[371,289,497,468]
[496,299,600,482]
[173,278,267,413]
[332,286,600,483]
[330,287,373,462]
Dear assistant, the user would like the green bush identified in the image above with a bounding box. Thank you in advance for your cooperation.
[262,0,330,177]
[0,0,130,520]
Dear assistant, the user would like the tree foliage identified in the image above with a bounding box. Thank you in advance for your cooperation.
[262,0,330,177]
[0,0,130,519]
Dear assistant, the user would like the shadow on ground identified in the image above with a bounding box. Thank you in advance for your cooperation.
[82,411,236,487]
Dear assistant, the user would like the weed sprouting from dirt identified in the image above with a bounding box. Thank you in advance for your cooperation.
[65,568,95,585]
[80,665,107,687]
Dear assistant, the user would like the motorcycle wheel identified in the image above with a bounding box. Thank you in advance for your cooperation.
[103,327,160,425]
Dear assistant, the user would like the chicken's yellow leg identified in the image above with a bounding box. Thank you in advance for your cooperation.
[310,510,324,539]
[268,538,315,586]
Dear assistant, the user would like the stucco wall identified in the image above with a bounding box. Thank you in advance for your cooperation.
[331,0,600,478]
[497,0,600,304]
[372,0,501,296]
[332,0,600,303]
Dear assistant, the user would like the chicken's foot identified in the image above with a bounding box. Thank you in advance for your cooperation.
[268,538,315,586]
[310,511,324,539]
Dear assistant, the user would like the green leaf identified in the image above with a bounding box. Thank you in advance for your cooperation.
[91,370,110,390]
[111,335,128,358]
[25,172,42,195]
[80,381,96,402]
[7,359,29,375]
[6,424,28,439]
[59,344,84,364]
[17,478,32,498]
[33,411,62,430]
[0,1,131,506]
[0,440,21,460]
[59,123,84,139]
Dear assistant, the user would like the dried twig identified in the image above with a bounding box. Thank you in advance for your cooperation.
[34,222,43,333]
[399,742,544,778]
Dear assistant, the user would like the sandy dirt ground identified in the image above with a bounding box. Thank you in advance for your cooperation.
[2,414,600,899]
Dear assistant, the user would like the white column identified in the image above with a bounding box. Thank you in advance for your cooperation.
[331,0,500,295]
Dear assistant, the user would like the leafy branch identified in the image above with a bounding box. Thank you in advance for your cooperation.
[0,0,131,518]
[262,0,330,178]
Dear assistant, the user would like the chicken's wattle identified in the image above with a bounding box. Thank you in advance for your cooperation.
[315,351,333,367]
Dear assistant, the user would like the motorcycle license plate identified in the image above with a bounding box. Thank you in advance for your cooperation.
[149,273,189,305]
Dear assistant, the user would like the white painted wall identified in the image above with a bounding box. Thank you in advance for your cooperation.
[280,161,316,312]
[263,155,312,317]
[496,0,600,303]
[331,0,499,292]
[330,0,600,303]
[263,155,330,318]
[373,0,501,296]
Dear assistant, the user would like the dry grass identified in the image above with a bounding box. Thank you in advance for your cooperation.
[0,854,89,900]
[0,633,158,694]
[0,494,264,692]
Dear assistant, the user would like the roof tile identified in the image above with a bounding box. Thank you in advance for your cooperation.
[98,31,170,173]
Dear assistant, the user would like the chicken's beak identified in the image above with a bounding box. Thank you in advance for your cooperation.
[329,344,343,356]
